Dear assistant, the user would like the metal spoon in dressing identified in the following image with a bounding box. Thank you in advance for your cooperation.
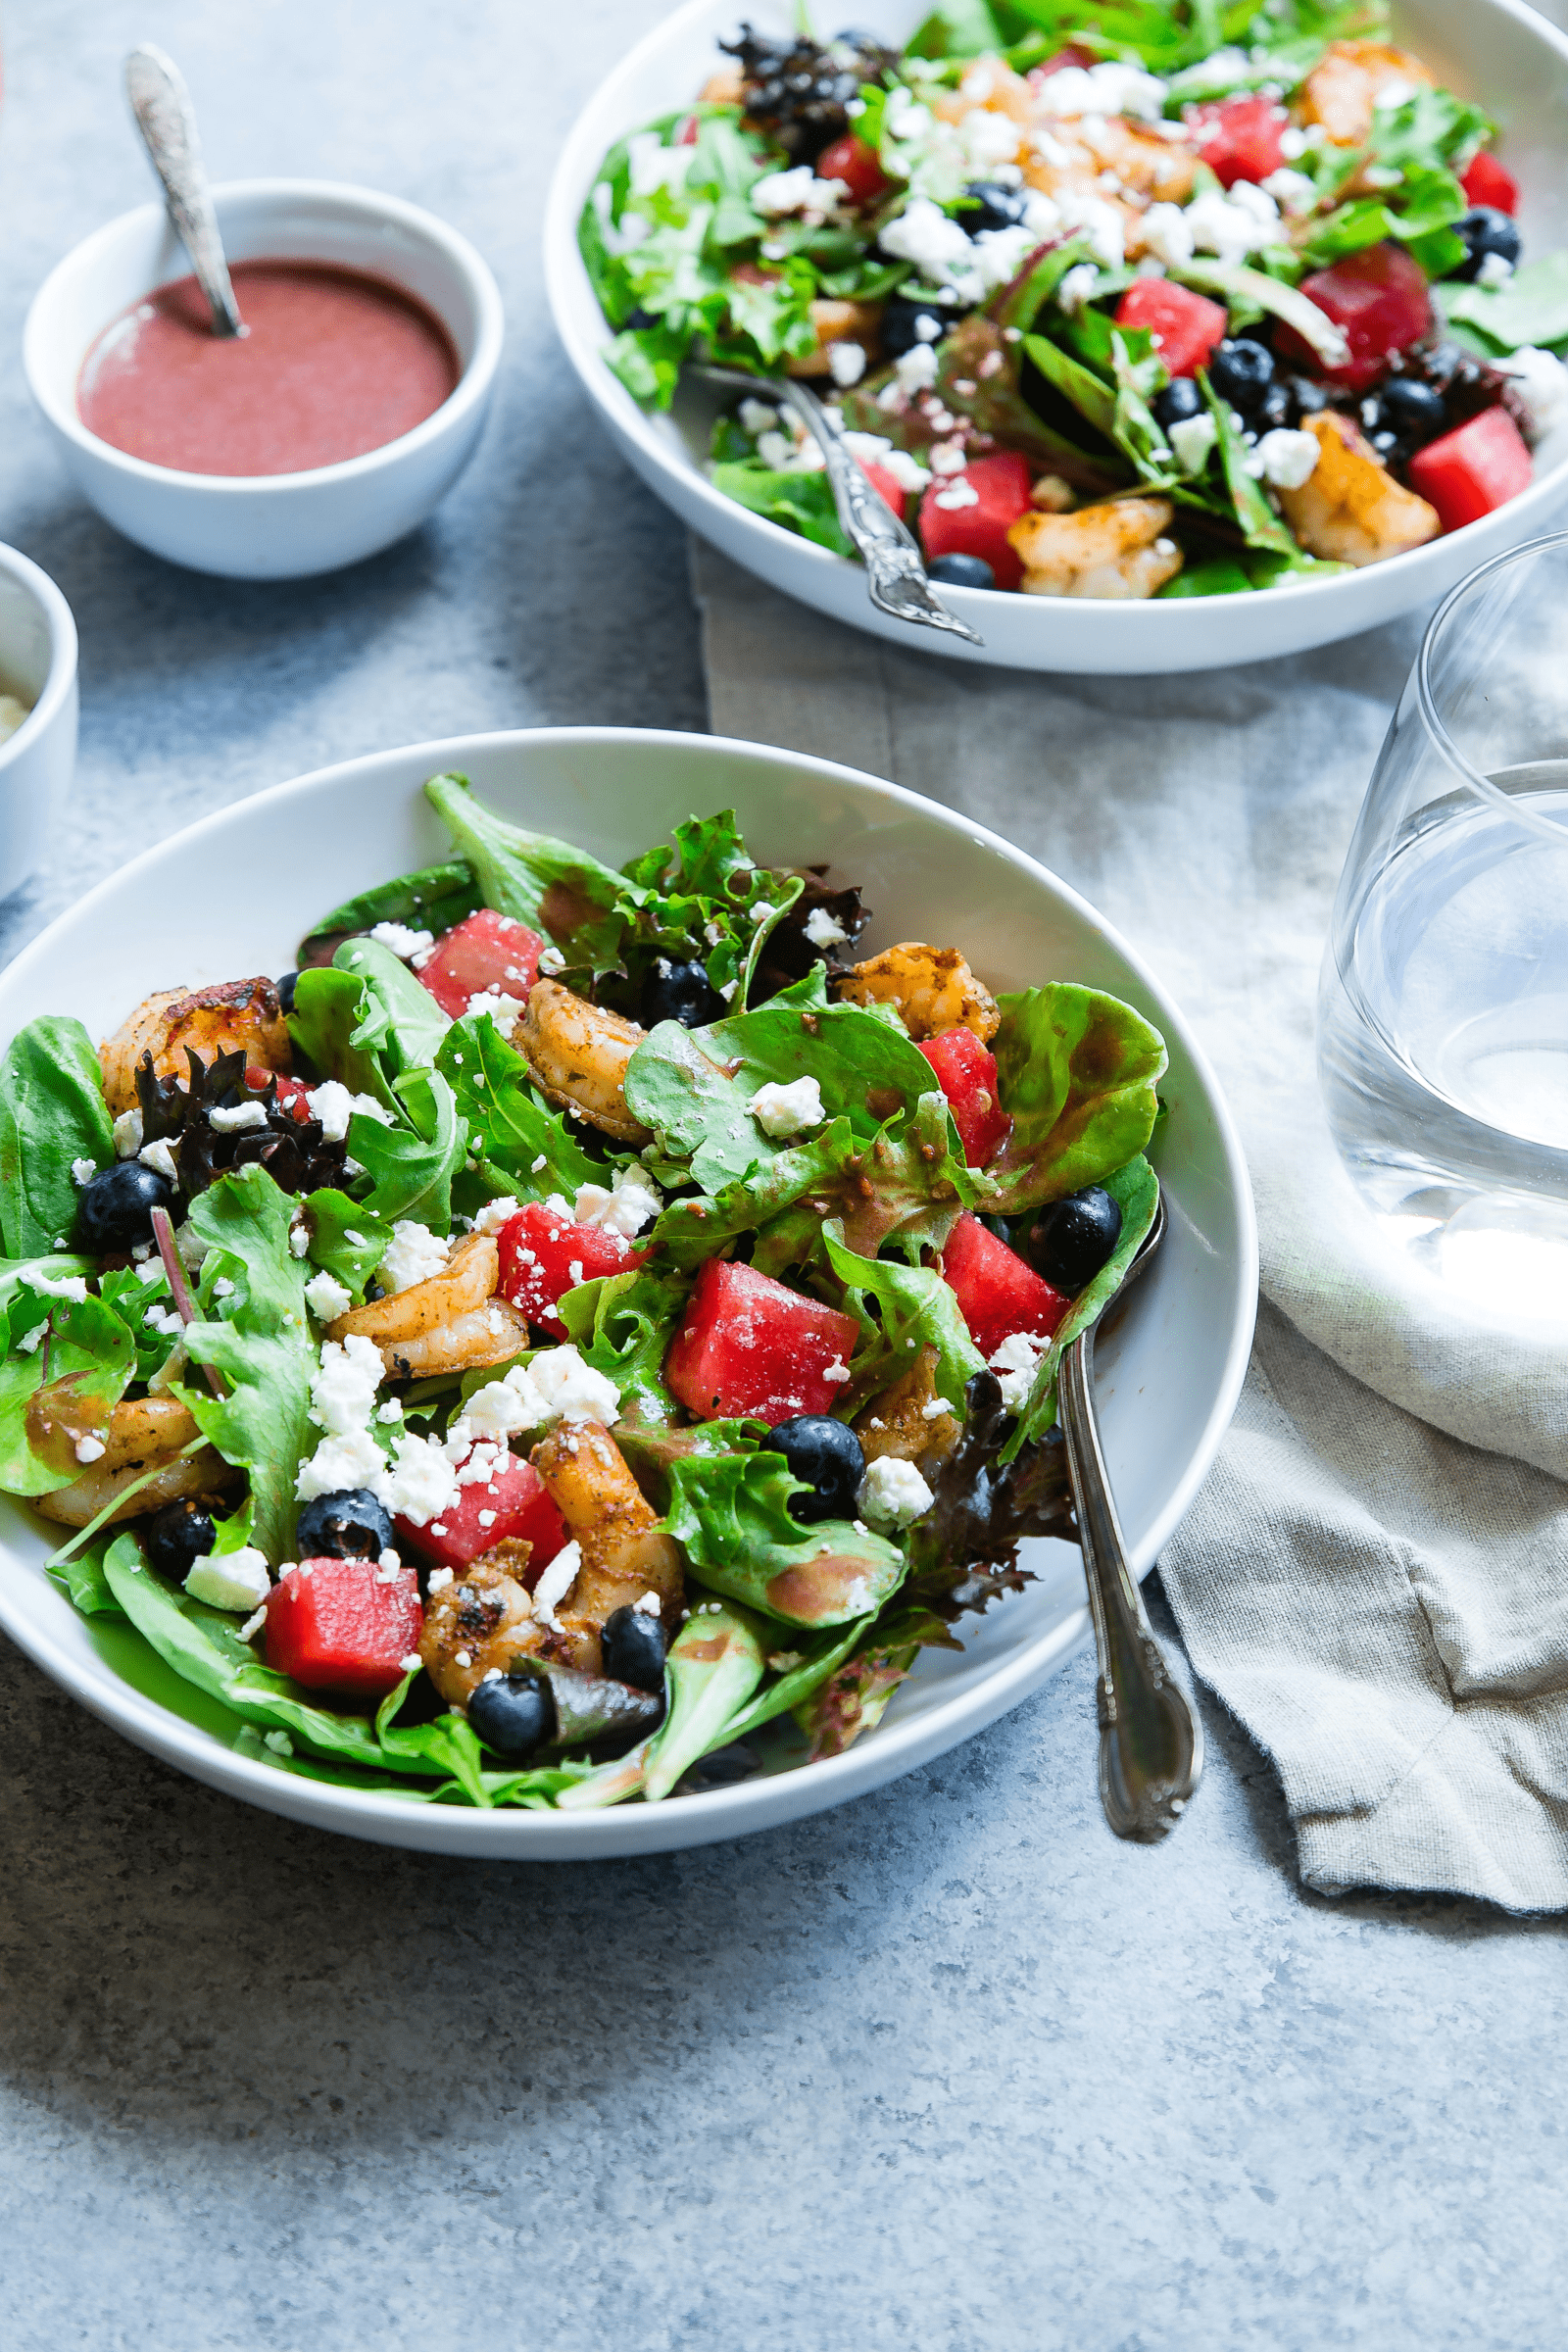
[123,45,245,338]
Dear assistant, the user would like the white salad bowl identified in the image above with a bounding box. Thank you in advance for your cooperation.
[24,180,505,581]
[544,0,1568,674]
[0,543,79,906]
[0,729,1255,1855]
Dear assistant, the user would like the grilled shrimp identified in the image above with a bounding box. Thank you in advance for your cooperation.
[326,1232,528,1379]
[34,1397,227,1527]
[99,978,291,1115]
[838,942,1000,1044]
[419,1547,539,1706]
[529,1419,685,1674]
[1274,413,1440,566]
[855,1346,960,1473]
[517,979,652,1146]
[1299,39,1434,146]
[786,299,883,379]
[1008,498,1184,601]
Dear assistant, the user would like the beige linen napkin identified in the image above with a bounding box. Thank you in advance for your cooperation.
[691,538,1568,1911]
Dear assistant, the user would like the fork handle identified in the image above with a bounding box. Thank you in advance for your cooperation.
[1058,1327,1203,1842]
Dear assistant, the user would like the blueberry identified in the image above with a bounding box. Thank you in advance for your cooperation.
[641,956,726,1029]
[1452,208,1522,283]
[1381,374,1447,440]
[1289,374,1330,416]
[927,552,995,590]
[295,1488,395,1561]
[769,1414,865,1524]
[143,1497,218,1584]
[275,969,299,1015]
[601,1603,668,1692]
[879,293,954,360]
[1152,376,1203,428]
[1255,380,1294,431]
[961,180,1027,234]
[1024,1187,1123,1294]
[468,1670,557,1759]
[622,305,661,332]
[977,1213,1013,1240]
[1208,338,1275,412]
[74,1160,174,1253]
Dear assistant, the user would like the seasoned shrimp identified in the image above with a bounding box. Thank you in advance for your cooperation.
[529,1419,685,1673]
[1298,39,1434,146]
[517,978,652,1146]
[854,1346,960,1473]
[1274,413,1440,566]
[99,978,291,1115]
[420,1548,539,1706]
[838,942,1000,1044]
[33,1397,228,1527]
[786,298,883,378]
[326,1232,528,1379]
[1008,497,1184,601]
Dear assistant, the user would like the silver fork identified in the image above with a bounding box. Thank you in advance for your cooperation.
[695,364,984,647]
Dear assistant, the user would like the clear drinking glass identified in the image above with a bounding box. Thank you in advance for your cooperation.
[1318,532,1568,1312]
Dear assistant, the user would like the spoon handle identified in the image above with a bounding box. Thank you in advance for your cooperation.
[1058,1325,1203,1842]
[124,45,245,339]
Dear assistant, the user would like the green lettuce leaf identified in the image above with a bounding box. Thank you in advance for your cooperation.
[287,966,400,1113]
[300,858,480,960]
[97,1260,181,1383]
[1439,252,1568,353]
[822,1219,985,1413]
[642,1599,768,1802]
[709,461,856,556]
[349,1069,466,1231]
[0,1289,136,1495]
[985,984,1165,1214]
[999,1152,1161,1460]
[424,771,638,973]
[301,1189,390,1301]
[435,1012,607,1199]
[48,1533,124,1618]
[555,1267,688,1423]
[0,1016,116,1258]
[662,1448,906,1628]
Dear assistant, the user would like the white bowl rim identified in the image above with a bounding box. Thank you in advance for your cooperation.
[0,541,78,778]
[23,177,507,496]
[0,724,1258,1850]
[542,0,1568,627]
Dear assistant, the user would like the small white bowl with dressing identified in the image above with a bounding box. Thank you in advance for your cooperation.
[0,545,78,905]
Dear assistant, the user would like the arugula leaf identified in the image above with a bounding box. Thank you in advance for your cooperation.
[0,1016,116,1258]
[300,859,480,961]
[822,1220,985,1412]
[985,984,1165,1214]
[906,0,1007,58]
[175,1168,315,1564]
[616,808,805,1007]
[435,1012,607,1200]
[643,1599,768,1802]
[0,1290,135,1495]
[424,772,636,973]
[662,1448,906,1628]
[554,1267,688,1423]
[350,1069,466,1231]
[999,1153,1162,1459]
[1440,253,1568,353]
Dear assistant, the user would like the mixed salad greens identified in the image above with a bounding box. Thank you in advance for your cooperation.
[0,778,1167,1812]
[580,0,1568,600]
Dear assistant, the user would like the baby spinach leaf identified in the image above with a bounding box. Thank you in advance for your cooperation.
[0,1016,116,1259]
[374,1677,493,1806]
[555,1267,688,1423]
[708,462,855,556]
[822,1220,985,1413]
[1440,252,1568,353]
[435,1012,607,1199]
[332,936,451,1079]
[0,1290,135,1495]
[1158,554,1253,597]
[300,858,480,962]
[350,1070,466,1232]
[302,1189,390,1301]
[175,1168,315,1564]
[48,1533,124,1618]
[986,984,1165,1215]
[1000,1152,1161,1460]
[642,1599,767,1802]
[424,772,637,973]
[287,966,401,1112]
[662,1450,906,1628]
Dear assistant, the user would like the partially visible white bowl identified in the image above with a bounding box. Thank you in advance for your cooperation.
[0,544,78,905]
[545,0,1568,673]
[24,180,505,580]
[0,727,1256,1855]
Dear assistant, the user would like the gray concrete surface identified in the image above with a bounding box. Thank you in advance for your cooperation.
[0,7,1563,2348]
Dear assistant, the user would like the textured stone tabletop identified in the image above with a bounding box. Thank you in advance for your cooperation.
[0,6,1562,2348]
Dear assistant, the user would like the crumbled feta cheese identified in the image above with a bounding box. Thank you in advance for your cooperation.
[1168,412,1218,474]
[920,1396,955,1419]
[822,1356,852,1385]
[827,341,866,388]
[238,1605,269,1642]
[858,1453,935,1528]
[803,906,848,949]
[288,1217,310,1258]
[471,1195,521,1237]
[989,1328,1051,1411]
[1033,60,1167,121]
[531,1541,583,1631]
[750,901,777,925]
[1055,262,1101,316]
[881,195,981,301]
[466,988,527,1036]
[928,441,969,477]
[1503,346,1568,437]
[933,475,980,511]
[380,1220,452,1294]
[626,128,692,199]
[894,339,941,395]
[378,1548,400,1571]
[748,1075,825,1138]
[208,1100,270,1133]
[73,1432,106,1463]
[71,1156,98,1187]
[1255,426,1320,490]
[529,1345,621,1426]
[633,1590,662,1617]
[368,920,435,959]
[309,1332,384,1435]
[143,1303,183,1337]
[183,1544,272,1612]
[22,1269,88,1301]
[303,1269,353,1321]
[972,222,1039,292]
[752,164,824,215]
[573,1166,662,1238]
[376,1399,404,1425]
[740,397,780,437]
[1476,252,1514,290]
[536,944,566,975]
[1260,167,1317,219]
[1371,75,1417,112]
[427,1566,455,1594]
[138,1137,179,1183]
[133,1256,165,1287]
[841,430,930,493]
[1137,202,1195,270]
[306,1080,392,1143]
[15,1322,46,1353]
[378,1428,460,1525]
[1185,182,1281,265]
[112,1107,144,1158]
[399,1652,423,1675]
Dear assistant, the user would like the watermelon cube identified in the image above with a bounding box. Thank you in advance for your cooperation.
[1187,95,1287,187]
[665,1257,861,1422]
[1277,243,1432,391]
[941,1211,1070,1362]
[1460,151,1518,215]
[858,458,909,520]
[264,1556,422,1697]
[919,451,1034,592]
[416,908,546,1021]
[1406,407,1533,534]
[497,1201,648,1338]
[393,1443,567,1580]
[1114,279,1228,380]
[916,1028,1011,1166]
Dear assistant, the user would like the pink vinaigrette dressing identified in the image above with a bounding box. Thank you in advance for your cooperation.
[76,260,461,477]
